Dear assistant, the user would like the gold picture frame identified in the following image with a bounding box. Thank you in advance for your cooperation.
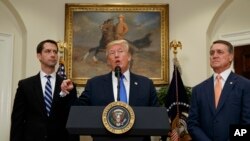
[64,4,169,86]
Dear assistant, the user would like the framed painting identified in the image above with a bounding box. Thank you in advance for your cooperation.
[64,4,169,86]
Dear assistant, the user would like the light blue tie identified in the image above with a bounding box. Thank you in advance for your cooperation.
[119,75,127,103]
[44,75,52,116]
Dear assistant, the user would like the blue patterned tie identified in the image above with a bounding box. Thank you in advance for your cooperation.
[119,75,127,103]
[44,75,52,116]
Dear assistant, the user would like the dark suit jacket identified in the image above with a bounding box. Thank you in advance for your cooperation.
[76,72,160,141]
[77,72,159,106]
[10,73,79,141]
[187,72,250,141]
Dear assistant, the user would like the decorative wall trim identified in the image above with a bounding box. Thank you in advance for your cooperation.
[220,30,250,46]
[0,32,14,141]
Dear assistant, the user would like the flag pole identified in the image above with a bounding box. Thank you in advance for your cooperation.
[57,41,68,79]
[170,40,182,141]
[165,40,191,141]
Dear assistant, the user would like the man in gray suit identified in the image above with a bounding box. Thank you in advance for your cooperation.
[187,40,250,141]
[61,39,159,141]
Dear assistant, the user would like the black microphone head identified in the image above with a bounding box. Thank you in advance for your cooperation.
[115,66,121,77]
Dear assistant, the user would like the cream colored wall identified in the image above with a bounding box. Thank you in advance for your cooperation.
[0,2,25,140]
[168,0,224,85]
[211,0,250,39]
[208,0,250,75]
[1,0,250,140]
[0,0,26,101]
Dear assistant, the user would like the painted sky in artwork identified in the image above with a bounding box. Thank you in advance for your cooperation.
[73,11,161,49]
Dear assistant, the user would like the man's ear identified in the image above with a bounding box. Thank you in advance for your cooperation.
[230,54,234,62]
[128,55,131,61]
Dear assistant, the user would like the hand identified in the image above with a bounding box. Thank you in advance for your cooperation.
[61,79,74,94]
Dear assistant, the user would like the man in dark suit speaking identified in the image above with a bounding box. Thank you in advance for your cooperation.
[10,39,79,141]
[187,40,250,141]
[61,39,160,141]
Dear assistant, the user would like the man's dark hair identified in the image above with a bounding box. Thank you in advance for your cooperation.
[36,39,58,53]
[212,40,234,54]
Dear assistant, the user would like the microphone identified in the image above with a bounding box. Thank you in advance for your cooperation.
[115,66,122,78]
[115,66,122,101]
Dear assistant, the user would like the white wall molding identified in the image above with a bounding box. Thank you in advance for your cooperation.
[0,32,14,141]
[220,30,250,46]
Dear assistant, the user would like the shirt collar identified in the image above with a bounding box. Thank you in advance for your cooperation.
[40,70,56,79]
[214,68,231,81]
[122,69,130,81]
[112,69,130,81]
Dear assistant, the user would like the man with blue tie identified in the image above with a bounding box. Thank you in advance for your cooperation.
[10,39,79,141]
[61,39,159,141]
[187,40,250,141]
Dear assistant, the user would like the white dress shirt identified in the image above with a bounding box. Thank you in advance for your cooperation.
[40,71,56,97]
[112,70,130,103]
[213,68,232,89]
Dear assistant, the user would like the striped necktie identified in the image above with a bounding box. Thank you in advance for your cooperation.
[44,75,53,116]
[119,75,127,103]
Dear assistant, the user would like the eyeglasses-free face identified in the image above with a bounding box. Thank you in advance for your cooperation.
[107,44,131,73]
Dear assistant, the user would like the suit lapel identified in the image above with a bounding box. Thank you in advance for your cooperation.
[104,72,115,102]
[206,77,216,115]
[128,73,139,105]
[50,75,63,110]
[33,73,48,116]
[216,72,236,113]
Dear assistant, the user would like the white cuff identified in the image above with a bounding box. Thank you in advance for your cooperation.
[59,91,67,97]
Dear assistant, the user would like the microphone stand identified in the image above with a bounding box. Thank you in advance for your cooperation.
[117,74,121,102]
[115,66,122,102]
